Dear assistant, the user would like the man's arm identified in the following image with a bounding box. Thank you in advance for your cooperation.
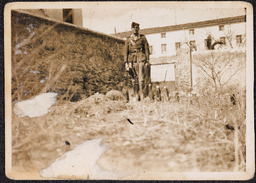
[124,37,129,63]
[124,38,130,71]
[143,36,150,62]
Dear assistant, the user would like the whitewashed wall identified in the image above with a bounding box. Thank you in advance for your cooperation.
[151,64,175,82]
[146,22,246,59]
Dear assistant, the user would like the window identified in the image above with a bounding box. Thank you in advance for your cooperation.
[204,39,209,48]
[190,40,197,51]
[161,44,167,54]
[220,37,226,45]
[189,29,195,35]
[236,35,242,45]
[63,9,73,23]
[175,42,181,51]
[161,33,166,38]
[219,25,225,31]
[149,45,153,55]
[190,40,196,46]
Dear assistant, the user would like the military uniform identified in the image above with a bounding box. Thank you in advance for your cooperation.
[124,22,150,100]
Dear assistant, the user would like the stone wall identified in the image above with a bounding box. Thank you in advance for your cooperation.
[11,10,126,102]
[174,50,191,91]
[149,48,246,93]
[149,51,191,92]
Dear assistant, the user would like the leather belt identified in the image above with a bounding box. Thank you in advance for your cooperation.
[130,49,142,53]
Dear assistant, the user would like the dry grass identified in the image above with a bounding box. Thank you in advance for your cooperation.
[12,88,246,175]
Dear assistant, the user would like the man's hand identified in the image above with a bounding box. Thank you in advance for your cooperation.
[145,61,149,66]
[125,63,130,71]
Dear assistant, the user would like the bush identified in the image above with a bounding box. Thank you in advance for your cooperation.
[106,90,125,101]
[86,93,106,104]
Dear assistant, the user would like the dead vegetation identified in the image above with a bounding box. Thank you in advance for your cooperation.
[12,87,246,175]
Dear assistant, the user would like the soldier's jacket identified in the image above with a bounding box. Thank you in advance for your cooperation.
[124,34,150,63]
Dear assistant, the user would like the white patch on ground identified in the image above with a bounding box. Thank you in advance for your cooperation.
[13,93,58,118]
[40,79,46,83]
[40,138,121,179]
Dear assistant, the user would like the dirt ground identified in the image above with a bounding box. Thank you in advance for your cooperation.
[11,92,246,179]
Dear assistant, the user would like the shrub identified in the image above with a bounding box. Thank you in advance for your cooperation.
[86,93,106,104]
[106,90,125,101]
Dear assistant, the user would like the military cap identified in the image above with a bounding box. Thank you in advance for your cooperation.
[131,22,140,28]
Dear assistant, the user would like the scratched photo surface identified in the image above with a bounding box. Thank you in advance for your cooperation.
[5,1,254,180]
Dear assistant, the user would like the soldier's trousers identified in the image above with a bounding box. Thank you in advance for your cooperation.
[133,61,150,99]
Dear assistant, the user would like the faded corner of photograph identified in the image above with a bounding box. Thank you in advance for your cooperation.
[7,2,252,180]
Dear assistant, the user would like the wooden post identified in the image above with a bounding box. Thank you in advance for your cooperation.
[189,44,193,90]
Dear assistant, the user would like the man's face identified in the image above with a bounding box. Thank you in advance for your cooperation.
[132,25,140,34]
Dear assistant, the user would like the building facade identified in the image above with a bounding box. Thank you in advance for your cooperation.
[115,15,246,63]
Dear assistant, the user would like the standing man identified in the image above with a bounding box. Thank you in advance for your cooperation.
[124,22,150,101]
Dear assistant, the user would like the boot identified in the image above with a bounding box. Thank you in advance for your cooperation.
[125,90,129,102]
[140,93,144,101]
[134,84,139,101]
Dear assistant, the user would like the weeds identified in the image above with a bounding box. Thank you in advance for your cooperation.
[12,85,246,174]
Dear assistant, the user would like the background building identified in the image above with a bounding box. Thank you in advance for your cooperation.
[115,15,246,61]
[20,9,83,27]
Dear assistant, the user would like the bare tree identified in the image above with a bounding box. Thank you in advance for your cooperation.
[193,50,245,93]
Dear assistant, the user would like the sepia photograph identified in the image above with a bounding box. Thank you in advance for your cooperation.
[4,1,254,180]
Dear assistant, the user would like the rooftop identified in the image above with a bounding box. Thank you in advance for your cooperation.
[113,15,246,38]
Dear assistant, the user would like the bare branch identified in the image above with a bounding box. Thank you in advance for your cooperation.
[222,67,243,87]
[194,62,213,80]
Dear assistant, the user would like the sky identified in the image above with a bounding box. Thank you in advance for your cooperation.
[81,2,246,34]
